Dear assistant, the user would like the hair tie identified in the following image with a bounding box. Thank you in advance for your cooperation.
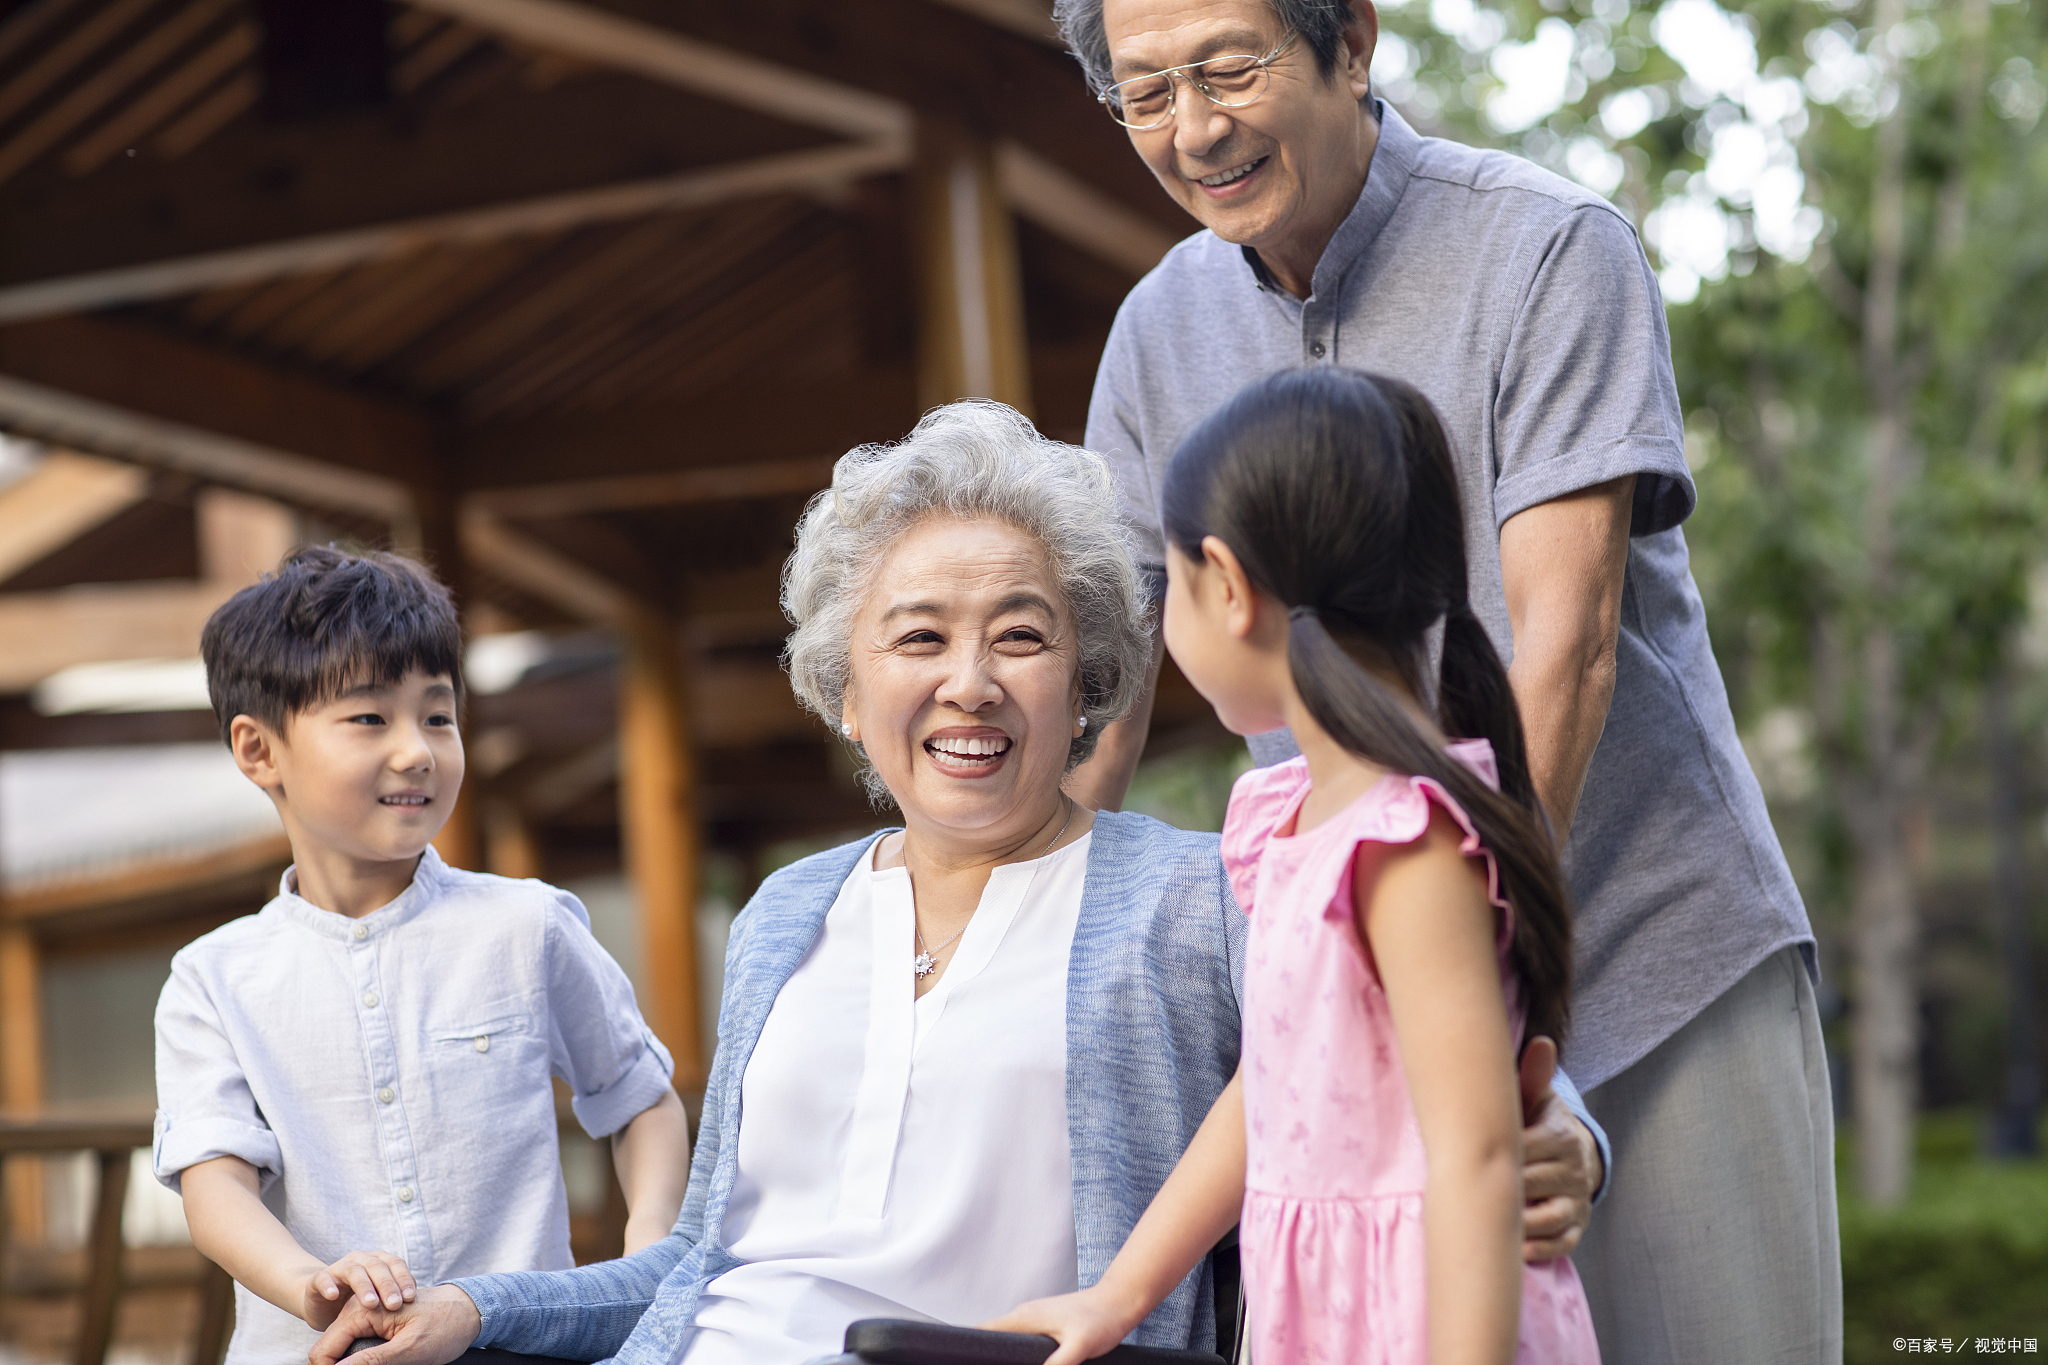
[1288,605,1319,622]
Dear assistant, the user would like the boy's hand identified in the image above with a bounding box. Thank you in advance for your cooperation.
[980,1286,1137,1365]
[303,1250,417,1329]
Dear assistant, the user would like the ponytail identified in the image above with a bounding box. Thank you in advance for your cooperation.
[1164,367,1574,1048]
[1288,610,1571,1045]
[1438,603,1538,818]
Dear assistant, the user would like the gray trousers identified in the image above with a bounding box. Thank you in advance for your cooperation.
[1572,946,1843,1364]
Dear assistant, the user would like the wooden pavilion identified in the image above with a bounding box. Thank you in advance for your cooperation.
[0,0,1228,1162]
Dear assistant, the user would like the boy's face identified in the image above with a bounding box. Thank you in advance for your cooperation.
[233,669,464,869]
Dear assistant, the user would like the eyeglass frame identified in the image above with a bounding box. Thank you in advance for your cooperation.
[1097,31,1301,132]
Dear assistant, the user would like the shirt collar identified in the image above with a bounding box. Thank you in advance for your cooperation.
[270,845,449,939]
[1238,98,1421,299]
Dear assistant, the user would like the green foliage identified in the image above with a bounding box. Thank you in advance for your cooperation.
[1839,1111,2048,1357]
[1124,741,1254,833]
[1367,0,2048,726]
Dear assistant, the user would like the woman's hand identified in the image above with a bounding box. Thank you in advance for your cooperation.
[302,1249,416,1329]
[980,1285,1140,1365]
[307,1283,481,1365]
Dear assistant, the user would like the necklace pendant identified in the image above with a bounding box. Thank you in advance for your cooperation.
[913,950,937,978]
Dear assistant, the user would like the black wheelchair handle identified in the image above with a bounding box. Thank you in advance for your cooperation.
[843,1318,1226,1365]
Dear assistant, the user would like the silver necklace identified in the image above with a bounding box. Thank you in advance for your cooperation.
[913,797,1075,980]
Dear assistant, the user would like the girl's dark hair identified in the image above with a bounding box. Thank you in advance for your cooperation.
[1163,367,1572,1046]
[201,544,463,743]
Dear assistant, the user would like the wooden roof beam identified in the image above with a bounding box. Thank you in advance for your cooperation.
[0,581,237,691]
[0,140,908,322]
[529,0,1181,230]
[0,55,844,291]
[0,315,429,515]
[405,0,909,142]
[0,453,150,584]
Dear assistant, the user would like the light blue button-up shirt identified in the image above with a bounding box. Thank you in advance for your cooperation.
[153,847,673,1365]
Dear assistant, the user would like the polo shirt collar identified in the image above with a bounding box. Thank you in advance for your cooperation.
[1240,98,1421,299]
[271,845,449,939]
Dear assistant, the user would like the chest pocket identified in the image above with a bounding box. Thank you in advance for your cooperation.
[425,1006,548,1113]
[431,1010,537,1054]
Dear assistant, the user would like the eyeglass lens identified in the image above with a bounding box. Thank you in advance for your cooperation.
[1107,56,1270,128]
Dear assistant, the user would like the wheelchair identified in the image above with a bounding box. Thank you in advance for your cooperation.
[421,1231,1245,1365]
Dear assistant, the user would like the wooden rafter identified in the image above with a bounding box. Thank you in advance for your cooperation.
[3,834,291,924]
[0,314,427,509]
[997,141,1178,278]
[470,456,836,519]
[0,452,149,584]
[404,0,910,141]
[0,581,237,691]
[0,371,410,520]
[0,140,908,322]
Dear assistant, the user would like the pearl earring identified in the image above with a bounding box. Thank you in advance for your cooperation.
[1077,716,1088,730]
[840,722,853,737]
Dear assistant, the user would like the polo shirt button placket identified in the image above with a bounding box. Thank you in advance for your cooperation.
[1308,339,1327,360]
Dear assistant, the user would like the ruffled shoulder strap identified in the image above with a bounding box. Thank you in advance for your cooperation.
[1219,756,1311,918]
[1327,741,1515,948]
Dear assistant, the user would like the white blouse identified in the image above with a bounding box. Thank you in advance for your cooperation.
[682,833,1094,1365]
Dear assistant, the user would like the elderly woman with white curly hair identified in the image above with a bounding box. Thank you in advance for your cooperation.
[315,401,1605,1365]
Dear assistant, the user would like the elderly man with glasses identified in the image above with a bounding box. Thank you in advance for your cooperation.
[1059,2,1841,1362]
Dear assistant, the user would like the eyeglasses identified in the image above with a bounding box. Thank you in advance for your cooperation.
[1099,32,1299,131]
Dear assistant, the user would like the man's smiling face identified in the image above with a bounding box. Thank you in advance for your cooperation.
[1102,0,1377,277]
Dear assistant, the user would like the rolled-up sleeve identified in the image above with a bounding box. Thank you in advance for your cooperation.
[152,955,281,1192]
[544,892,676,1138]
[1491,205,1694,537]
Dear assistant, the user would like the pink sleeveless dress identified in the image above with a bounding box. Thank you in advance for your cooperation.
[1222,744,1600,1365]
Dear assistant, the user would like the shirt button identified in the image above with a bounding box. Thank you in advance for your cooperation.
[363,992,379,1008]
[352,925,368,941]
[1309,340,1327,359]
[397,1186,414,1203]
[377,1087,394,1104]
[474,1036,490,1053]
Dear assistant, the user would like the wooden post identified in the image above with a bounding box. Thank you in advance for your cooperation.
[191,1258,235,1365]
[484,798,545,882]
[617,604,703,1088]
[195,488,298,589]
[403,484,483,871]
[75,1148,130,1365]
[0,923,45,1243]
[912,119,1033,415]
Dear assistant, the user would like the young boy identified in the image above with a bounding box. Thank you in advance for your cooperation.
[153,546,691,1365]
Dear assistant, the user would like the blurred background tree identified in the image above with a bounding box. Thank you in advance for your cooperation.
[1350,0,2048,1207]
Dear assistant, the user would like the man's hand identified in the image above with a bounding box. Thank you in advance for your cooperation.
[1517,1036,1602,1262]
[302,1250,416,1330]
[308,1283,481,1365]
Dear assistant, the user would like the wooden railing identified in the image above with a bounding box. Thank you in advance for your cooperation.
[0,1113,231,1365]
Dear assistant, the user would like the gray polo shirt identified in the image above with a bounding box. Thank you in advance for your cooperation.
[1089,102,1812,1090]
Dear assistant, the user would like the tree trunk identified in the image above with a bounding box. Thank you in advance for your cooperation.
[1848,0,1918,1207]
[1842,634,1920,1205]
[1987,666,2042,1156]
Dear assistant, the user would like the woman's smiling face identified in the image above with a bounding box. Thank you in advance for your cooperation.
[842,515,1082,847]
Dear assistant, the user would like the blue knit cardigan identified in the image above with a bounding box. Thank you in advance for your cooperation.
[459,811,1248,1363]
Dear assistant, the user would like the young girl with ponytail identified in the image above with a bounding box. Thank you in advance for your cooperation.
[987,368,1600,1365]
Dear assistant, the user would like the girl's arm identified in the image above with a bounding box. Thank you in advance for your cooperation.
[1365,812,1524,1365]
[180,1155,416,1328]
[981,1067,1247,1365]
[611,1087,691,1253]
